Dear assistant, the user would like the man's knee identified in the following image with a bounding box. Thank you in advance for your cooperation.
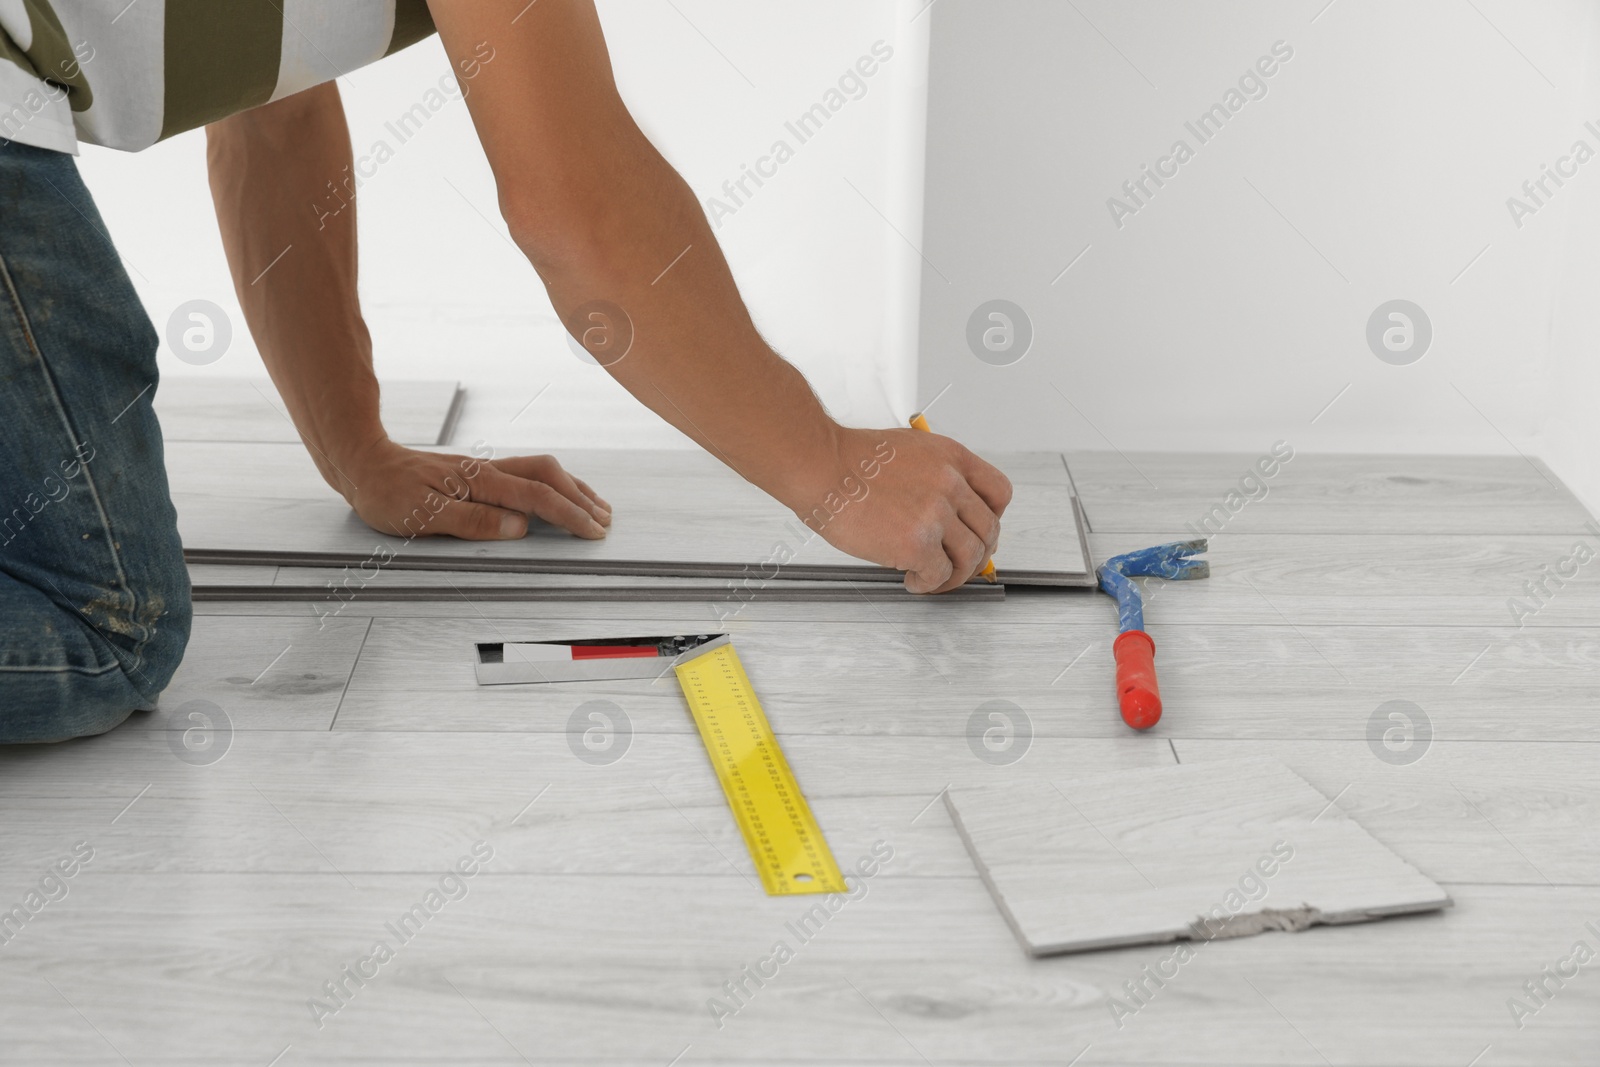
[126,567,194,702]
[73,556,193,703]
[0,567,191,744]
[2,675,141,743]
[0,636,143,743]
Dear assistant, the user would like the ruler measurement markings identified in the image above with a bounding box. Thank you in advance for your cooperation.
[674,640,845,895]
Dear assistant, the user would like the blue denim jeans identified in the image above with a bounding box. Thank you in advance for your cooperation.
[0,140,191,742]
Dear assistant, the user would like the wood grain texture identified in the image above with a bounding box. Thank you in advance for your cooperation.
[946,757,1451,956]
[23,733,1568,886]
[5,451,1595,1063]
[133,615,370,730]
[0,730,1174,875]
[1082,530,1600,628]
[1172,740,1600,886]
[316,612,1600,741]
[168,595,1600,741]
[155,378,461,445]
[0,875,1588,1065]
[1068,452,1592,534]
[165,442,1092,585]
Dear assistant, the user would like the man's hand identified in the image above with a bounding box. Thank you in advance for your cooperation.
[337,439,611,541]
[797,427,1013,594]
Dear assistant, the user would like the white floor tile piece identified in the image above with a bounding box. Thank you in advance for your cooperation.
[945,755,1451,957]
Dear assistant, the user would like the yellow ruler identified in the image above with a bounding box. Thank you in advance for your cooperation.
[671,635,846,896]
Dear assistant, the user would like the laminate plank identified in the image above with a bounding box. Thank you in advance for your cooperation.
[0,875,1588,1065]
[181,569,1003,603]
[191,584,1004,603]
[134,615,370,731]
[186,563,278,586]
[40,718,1560,889]
[156,602,1600,740]
[193,527,1591,625]
[321,614,1600,741]
[0,730,1172,875]
[269,569,893,588]
[340,616,1600,692]
[1037,589,1600,629]
[1086,532,1600,595]
[155,378,461,445]
[1080,528,1600,628]
[189,587,1043,621]
[327,681,1600,743]
[1171,740,1600,886]
[164,443,1093,585]
[1066,452,1593,534]
[945,758,1450,956]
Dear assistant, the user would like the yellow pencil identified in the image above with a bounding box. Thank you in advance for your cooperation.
[909,412,998,584]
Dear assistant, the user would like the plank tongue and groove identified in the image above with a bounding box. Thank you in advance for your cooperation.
[166,442,1093,586]
[186,572,1005,602]
[155,378,462,446]
[944,756,1451,957]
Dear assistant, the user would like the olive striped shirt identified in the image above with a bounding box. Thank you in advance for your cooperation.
[0,0,436,154]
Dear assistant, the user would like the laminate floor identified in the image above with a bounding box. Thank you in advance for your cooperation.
[2,452,1596,1065]
[154,378,462,446]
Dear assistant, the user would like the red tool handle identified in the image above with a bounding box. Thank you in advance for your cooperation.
[1113,630,1162,730]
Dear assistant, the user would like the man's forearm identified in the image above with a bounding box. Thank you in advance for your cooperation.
[429,0,848,514]
[206,81,382,497]
[534,148,844,511]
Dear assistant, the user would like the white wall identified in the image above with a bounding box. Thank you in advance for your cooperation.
[917,0,1600,512]
[76,0,929,450]
[1546,8,1600,519]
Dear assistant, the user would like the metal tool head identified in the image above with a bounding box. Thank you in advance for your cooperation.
[1101,539,1210,581]
[1097,539,1210,634]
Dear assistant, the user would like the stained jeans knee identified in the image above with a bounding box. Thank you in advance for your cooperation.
[0,139,193,743]
[0,565,190,743]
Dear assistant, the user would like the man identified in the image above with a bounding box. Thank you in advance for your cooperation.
[0,0,1010,744]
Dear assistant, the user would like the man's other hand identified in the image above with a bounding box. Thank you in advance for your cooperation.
[339,440,611,541]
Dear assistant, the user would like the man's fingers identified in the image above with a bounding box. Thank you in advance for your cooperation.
[904,550,953,595]
[960,453,1014,518]
[900,505,955,595]
[426,500,529,541]
[898,490,993,594]
[571,475,611,516]
[932,523,989,594]
[472,463,607,539]
[955,488,1001,558]
[490,455,609,524]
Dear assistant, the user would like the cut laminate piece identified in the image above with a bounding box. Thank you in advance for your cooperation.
[167,442,1093,586]
[155,377,462,445]
[944,756,1451,957]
